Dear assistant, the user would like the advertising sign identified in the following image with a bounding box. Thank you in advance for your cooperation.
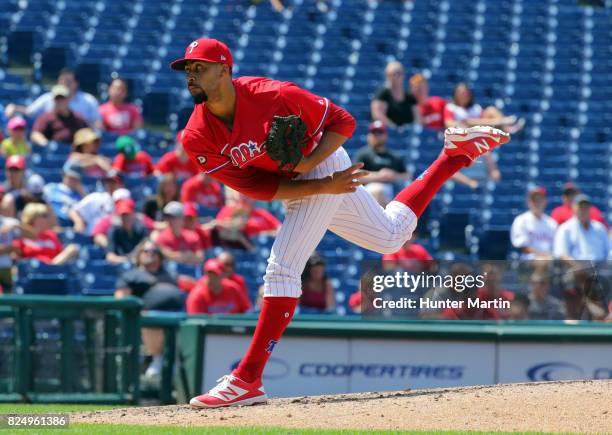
[203,335,496,397]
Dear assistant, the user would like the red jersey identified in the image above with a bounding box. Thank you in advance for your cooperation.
[186,276,252,314]
[99,102,143,134]
[550,204,608,228]
[216,205,280,237]
[227,272,249,302]
[180,174,224,208]
[112,151,154,176]
[181,76,356,200]
[14,230,63,263]
[418,96,446,130]
[156,227,203,252]
[156,150,199,180]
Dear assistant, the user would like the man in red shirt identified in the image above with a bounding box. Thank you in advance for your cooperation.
[112,135,154,176]
[172,38,510,408]
[550,182,608,228]
[155,130,199,180]
[409,74,447,130]
[153,201,204,265]
[180,172,224,209]
[99,78,143,134]
[217,250,250,302]
[186,259,252,314]
[216,190,280,237]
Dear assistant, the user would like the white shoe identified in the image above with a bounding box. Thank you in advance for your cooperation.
[444,126,511,161]
[189,374,268,408]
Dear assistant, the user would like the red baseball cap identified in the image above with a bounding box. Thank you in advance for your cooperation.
[115,198,135,215]
[204,258,225,275]
[5,155,25,170]
[170,38,233,71]
[528,186,547,197]
[368,120,387,134]
[183,202,198,218]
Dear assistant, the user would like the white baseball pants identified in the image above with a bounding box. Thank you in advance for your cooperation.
[263,147,418,298]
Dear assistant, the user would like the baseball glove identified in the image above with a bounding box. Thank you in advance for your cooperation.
[264,115,308,172]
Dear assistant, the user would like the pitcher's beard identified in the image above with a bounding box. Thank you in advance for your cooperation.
[192,90,208,104]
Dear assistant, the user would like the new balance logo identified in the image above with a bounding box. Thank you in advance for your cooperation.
[474,139,490,154]
[218,387,240,401]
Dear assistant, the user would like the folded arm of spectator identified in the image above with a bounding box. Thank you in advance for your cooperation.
[370,99,398,129]
[450,172,479,189]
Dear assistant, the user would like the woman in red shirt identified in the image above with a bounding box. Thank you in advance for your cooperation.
[300,254,335,311]
[15,203,78,264]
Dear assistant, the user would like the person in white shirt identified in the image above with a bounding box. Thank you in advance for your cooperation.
[5,68,101,127]
[69,170,124,235]
[554,194,610,261]
[511,187,558,259]
[444,82,525,134]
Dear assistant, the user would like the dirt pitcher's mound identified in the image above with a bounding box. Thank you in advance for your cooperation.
[74,380,612,433]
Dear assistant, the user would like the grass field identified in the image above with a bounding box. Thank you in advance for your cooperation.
[0,404,579,434]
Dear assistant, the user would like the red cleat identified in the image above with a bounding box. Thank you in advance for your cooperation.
[443,126,510,161]
[189,374,268,408]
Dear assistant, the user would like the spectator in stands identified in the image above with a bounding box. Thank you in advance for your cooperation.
[99,78,143,135]
[3,155,26,193]
[527,272,565,320]
[186,258,251,314]
[348,270,379,315]
[69,170,123,235]
[300,254,335,311]
[1,117,30,157]
[15,203,78,264]
[112,135,154,176]
[409,74,446,130]
[437,264,506,320]
[550,182,608,228]
[115,240,185,379]
[0,213,21,291]
[66,128,112,178]
[91,188,155,248]
[155,130,199,181]
[153,201,204,265]
[371,61,418,128]
[452,150,501,189]
[563,267,608,321]
[216,189,280,238]
[382,233,433,272]
[420,262,476,319]
[509,293,530,320]
[510,187,558,259]
[43,166,85,223]
[444,82,525,134]
[5,68,101,126]
[143,173,180,221]
[218,250,250,303]
[184,202,254,251]
[554,194,610,261]
[180,172,224,210]
[106,199,150,264]
[353,121,410,201]
[475,263,515,320]
[30,85,89,146]
[1,174,49,220]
